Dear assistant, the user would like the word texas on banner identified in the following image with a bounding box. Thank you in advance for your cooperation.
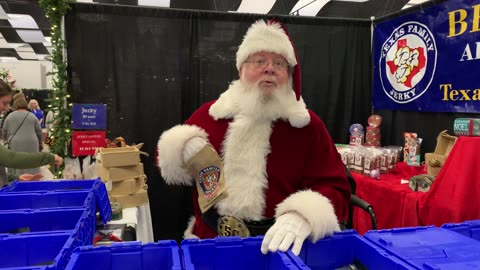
[373,0,480,113]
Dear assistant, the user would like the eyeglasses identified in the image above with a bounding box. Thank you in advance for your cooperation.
[244,58,289,70]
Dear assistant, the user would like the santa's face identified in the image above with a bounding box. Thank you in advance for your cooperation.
[239,51,290,96]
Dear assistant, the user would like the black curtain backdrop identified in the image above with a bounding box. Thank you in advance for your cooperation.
[65,3,372,242]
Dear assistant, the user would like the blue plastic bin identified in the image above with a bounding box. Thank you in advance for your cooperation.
[0,190,91,211]
[0,232,77,270]
[364,226,480,269]
[0,179,112,225]
[0,180,98,193]
[181,237,306,270]
[0,208,91,235]
[442,219,480,241]
[64,241,182,270]
[287,230,414,270]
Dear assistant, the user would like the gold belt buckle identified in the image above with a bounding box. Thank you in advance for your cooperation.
[217,215,250,237]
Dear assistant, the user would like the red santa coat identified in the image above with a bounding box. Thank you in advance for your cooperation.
[157,81,350,240]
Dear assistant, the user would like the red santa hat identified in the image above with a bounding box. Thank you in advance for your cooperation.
[236,20,302,101]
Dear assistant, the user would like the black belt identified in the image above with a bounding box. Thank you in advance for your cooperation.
[201,207,275,237]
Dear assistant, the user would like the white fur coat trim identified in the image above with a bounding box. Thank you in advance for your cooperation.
[157,124,208,186]
[208,80,310,128]
[276,190,340,241]
[183,216,199,239]
[236,20,297,70]
[214,111,273,220]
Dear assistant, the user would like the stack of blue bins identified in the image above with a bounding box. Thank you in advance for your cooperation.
[0,178,111,270]
[180,231,413,270]
[61,225,480,270]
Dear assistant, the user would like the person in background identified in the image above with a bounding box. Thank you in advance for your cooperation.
[44,109,56,138]
[156,20,350,255]
[29,99,44,129]
[0,79,62,186]
[3,97,44,175]
[0,91,23,130]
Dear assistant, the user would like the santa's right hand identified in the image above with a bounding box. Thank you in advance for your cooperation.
[182,137,208,163]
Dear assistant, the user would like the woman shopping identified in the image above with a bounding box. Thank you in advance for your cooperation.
[0,80,62,185]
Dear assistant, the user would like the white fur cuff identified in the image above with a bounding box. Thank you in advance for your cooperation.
[275,190,340,242]
[157,124,208,186]
[184,216,199,239]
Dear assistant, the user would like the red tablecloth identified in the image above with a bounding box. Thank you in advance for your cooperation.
[353,136,480,234]
[352,162,425,234]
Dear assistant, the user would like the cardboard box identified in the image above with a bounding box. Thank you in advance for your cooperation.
[432,130,457,156]
[96,146,140,167]
[425,131,457,176]
[97,162,144,181]
[110,176,146,195]
[110,188,148,208]
[425,153,446,177]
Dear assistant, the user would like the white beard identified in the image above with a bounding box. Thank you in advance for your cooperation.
[235,79,293,122]
[215,79,295,220]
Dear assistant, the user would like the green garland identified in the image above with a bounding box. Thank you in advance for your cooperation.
[39,0,73,178]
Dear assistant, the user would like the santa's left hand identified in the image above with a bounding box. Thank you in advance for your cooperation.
[261,212,312,256]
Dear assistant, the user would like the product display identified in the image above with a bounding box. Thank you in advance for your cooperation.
[453,118,480,136]
[408,174,435,192]
[349,123,364,146]
[337,145,401,177]
[365,115,382,147]
[403,132,422,165]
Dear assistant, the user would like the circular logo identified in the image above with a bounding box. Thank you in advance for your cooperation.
[379,22,437,104]
[198,166,220,198]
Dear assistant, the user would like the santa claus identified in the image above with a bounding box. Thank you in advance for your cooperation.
[157,20,350,255]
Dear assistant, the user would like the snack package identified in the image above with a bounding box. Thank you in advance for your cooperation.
[406,138,423,166]
[403,132,418,161]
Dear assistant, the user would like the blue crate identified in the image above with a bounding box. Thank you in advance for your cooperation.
[286,230,414,270]
[442,220,480,241]
[64,241,181,270]
[181,237,306,270]
[0,208,88,235]
[364,226,480,269]
[0,232,78,270]
[0,179,112,225]
[0,190,91,211]
[0,180,98,193]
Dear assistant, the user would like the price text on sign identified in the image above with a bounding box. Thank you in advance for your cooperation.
[72,131,106,156]
[72,104,107,130]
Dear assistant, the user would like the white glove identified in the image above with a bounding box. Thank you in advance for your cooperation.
[261,212,312,256]
[182,137,207,163]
